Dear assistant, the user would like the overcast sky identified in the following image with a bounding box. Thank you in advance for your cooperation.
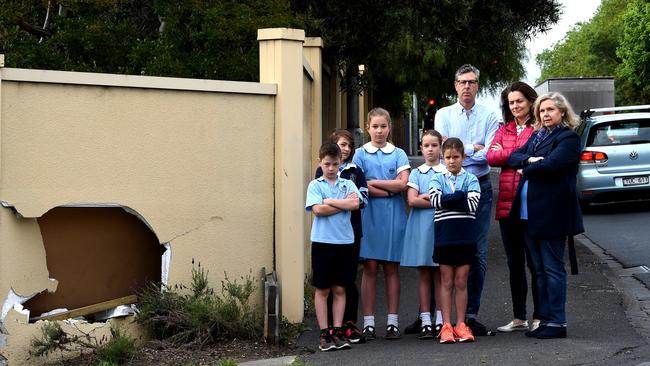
[480,0,602,116]
[523,0,602,86]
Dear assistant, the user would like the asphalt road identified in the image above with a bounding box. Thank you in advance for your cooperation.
[582,200,650,269]
[296,164,650,365]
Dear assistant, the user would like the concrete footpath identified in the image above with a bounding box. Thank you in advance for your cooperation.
[291,166,650,366]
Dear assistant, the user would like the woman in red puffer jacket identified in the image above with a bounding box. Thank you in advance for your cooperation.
[487,81,539,334]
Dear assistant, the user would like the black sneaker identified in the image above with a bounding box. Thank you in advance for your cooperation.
[434,323,443,339]
[385,324,401,340]
[319,330,337,352]
[525,324,547,338]
[466,318,489,336]
[332,328,351,350]
[536,326,566,339]
[343,321,366,344]
[362,325,376,341]
[404,316,422,335]
[418,325,434,340]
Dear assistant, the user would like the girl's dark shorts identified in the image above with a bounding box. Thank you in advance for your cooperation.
[311,242,357,289]
[433,244,477,266]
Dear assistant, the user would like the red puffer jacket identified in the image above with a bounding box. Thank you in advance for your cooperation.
[487,120,535,220]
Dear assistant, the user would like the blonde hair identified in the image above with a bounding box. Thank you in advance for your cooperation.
[533,92,579,130]
[367,107,392,125]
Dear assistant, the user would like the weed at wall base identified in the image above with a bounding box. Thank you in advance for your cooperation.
[30,322,134,365]
[136,265,263,348]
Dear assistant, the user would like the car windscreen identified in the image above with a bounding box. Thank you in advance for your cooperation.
[586,118,650,147]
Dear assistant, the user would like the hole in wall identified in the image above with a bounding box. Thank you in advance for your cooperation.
[23,207,163,319]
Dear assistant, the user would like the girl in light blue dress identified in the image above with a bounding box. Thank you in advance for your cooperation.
[352,107,410,340]
[400,130,445,339]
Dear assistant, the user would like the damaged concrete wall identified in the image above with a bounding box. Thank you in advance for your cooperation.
[2,308,142,364]
[0,67,276,364]
[25,206,163,315]
[0,209,57,318]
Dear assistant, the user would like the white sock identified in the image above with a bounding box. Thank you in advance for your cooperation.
[363,315,375,329]
[435,310,443,325]
[387,313,399,327]
[420,312,432,326]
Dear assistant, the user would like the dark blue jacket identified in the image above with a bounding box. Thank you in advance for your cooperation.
[508,126,584,240]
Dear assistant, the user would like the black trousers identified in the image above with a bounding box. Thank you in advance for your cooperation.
[499,218,539,320]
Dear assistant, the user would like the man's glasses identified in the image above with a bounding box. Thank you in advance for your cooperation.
[456,79,478,86]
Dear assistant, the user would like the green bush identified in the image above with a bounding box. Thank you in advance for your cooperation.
[136,265,263,348]
[279,318,308,347]
[30,322,80,357]
[30,322,135,365]
[216,359,238,366]
[94,327,135,365]
[303,275,315,317]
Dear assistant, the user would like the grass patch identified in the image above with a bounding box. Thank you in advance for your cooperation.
[94,327,135,365]
[279,317,308,347]
[216,359,238,366]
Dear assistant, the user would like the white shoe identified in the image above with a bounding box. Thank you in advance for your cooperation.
[497,320,529,332]
[531,319,541,331]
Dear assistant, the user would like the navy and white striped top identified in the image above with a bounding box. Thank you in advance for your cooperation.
[428,169,481,247]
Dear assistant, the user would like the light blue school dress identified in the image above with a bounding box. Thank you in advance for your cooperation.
[352,142,410,262]
[400,164,446,267]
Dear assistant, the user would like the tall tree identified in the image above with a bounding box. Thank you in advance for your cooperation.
[616,0,650,104]
[0,0,160,74]
[0,0,304,80]
[536,0,627,80]
[295,0,561,112]
[2,1,561,113]
[536,0,648,106]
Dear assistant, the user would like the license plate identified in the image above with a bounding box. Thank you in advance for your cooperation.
[622,175,649,186]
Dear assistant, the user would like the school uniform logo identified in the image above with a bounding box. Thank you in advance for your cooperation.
[388,168,396,174]
[339,184,348,193]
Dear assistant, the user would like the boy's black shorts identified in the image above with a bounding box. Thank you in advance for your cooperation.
[311,242,357,289]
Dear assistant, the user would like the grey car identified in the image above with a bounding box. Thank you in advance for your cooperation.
[576,105,650,206]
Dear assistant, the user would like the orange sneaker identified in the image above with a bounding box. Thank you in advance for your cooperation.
[454,322,475,342]
[439,323,455,344]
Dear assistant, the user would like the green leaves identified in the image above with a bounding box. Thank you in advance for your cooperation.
[1,1,562,113]
[1,0,304,80]
[616,0,650,102]
[537,0,649,105]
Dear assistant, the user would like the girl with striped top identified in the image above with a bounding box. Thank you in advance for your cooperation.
[428,137,481,344]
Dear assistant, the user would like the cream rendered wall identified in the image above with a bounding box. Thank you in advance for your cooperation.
[0,68,276,364]
[303,71,314,276]
[303,38,323,277]
[0,73,276,288]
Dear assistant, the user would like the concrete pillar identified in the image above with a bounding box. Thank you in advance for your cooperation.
[0,54,4,182]
[304,38,323,168]
[303,37,323,276]
[258,28,306,322]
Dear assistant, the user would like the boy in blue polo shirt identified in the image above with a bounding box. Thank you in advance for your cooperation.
[306,142,362,352]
